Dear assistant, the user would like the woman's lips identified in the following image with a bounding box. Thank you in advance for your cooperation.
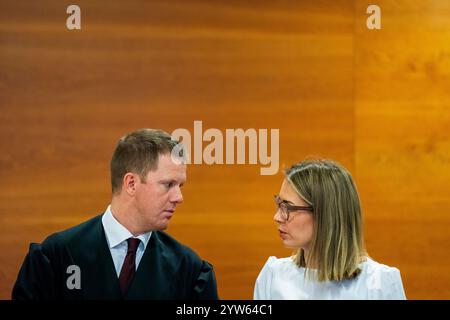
[278,229,288,239]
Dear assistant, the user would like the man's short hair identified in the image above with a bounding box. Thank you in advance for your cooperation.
[110,129,179,194]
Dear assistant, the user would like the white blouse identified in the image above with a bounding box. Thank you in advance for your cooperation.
[254,256,406,300]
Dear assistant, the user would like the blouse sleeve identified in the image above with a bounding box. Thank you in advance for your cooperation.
[388,268,407,300]
[253,256,276,300]
[371,266,407,300]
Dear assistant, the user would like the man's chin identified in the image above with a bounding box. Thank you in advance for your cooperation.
[155,223,169,231]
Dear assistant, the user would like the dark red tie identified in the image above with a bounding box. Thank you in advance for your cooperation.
[119,238,141,295]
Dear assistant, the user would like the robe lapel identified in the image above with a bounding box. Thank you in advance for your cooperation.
[79,220,122,299]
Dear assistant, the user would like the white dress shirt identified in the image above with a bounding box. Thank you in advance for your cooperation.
[101,205,152,277]
[254,256,407,300]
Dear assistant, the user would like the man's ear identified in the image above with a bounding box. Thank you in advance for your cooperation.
[123,173,138,195]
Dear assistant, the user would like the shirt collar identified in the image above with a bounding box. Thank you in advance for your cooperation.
[101,205,152,249]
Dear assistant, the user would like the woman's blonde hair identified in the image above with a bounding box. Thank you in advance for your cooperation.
[286,159,367,282]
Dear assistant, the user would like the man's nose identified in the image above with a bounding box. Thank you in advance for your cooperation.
[170,186,183,203]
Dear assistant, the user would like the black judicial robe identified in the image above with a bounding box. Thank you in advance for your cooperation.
[12,215,219,300]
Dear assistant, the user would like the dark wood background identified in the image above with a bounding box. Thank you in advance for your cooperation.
[1,0,449,299]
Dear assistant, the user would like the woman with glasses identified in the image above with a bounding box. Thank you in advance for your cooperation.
[254,159,406,300]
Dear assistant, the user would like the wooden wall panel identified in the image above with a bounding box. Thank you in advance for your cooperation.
[355,0,450,299]
[2,0,448,300]
[0,0,354,299]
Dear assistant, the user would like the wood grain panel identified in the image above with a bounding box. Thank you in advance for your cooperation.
[9,0,446,300]
[355,0,450,299]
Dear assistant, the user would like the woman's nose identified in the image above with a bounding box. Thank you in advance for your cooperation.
[273,210,283,223]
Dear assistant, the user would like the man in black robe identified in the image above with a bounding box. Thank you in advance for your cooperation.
[12,129,219,300]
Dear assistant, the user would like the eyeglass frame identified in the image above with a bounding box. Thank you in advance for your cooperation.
[274,195,313,221]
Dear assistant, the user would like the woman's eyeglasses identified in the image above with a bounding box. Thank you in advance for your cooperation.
[274,195,313,221]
